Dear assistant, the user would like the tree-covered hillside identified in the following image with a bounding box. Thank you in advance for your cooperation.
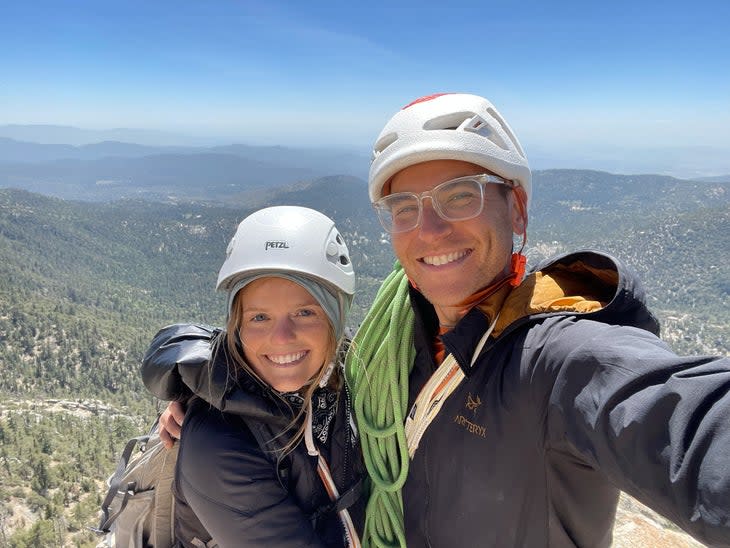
[0,170,727,546]
[0,170,726,406]
[527,170,729,356]
[0,181,391,405]
[0,190,232,407]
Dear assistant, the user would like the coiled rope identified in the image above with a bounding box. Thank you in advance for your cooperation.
[345,262,414,548]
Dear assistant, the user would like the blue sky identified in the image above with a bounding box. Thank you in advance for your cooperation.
[1,0,729,176]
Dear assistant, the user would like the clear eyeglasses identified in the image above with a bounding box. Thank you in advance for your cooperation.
[373,174,514,233]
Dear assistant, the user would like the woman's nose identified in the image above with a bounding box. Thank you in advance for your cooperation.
[270,317,296,342]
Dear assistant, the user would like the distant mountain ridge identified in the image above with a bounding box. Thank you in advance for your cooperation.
[0,124,209,146]
[0,136,194,162]
[697,174,730,183]
[0,136,369,168]
[0,136,370,201]
[3,123,729,179]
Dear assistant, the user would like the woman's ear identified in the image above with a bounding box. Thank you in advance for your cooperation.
[511,186,528,236]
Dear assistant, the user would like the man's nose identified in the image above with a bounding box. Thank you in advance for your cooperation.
[418,198,452,241]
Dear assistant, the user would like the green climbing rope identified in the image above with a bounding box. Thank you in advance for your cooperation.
[345,262,415,548]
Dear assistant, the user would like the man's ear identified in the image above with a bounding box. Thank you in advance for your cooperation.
[511,186,528,236]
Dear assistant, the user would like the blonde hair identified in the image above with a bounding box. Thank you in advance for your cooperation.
[216,288,341,455]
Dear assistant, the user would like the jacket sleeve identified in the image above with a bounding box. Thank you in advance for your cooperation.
[177,400,327,548]
[541,317,730,546]
[140,323,218,401]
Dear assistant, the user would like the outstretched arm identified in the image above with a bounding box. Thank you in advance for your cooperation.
[543,319,730,546]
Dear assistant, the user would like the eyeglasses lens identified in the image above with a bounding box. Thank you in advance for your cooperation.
[376,178,484,233]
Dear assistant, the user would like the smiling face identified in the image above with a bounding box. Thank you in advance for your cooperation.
[234,277,332,392]
[389,160,525,325]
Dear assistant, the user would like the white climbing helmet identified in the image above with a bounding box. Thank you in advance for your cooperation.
[369,93,531,207]
[217,206,355,326]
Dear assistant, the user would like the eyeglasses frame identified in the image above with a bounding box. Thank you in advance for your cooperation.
[372,173,516,234]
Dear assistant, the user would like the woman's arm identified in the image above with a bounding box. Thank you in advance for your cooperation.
[141,323,218,400]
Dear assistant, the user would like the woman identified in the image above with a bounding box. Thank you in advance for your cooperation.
[142,206,365,548]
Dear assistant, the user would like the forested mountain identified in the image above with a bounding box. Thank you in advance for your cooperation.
[0,170,727,546]
[0,182,388,405]
[528,170,729,355]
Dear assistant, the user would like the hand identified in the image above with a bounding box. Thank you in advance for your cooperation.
[158,401,186,449]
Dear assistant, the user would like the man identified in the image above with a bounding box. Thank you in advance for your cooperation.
[339,92,730,547]
[146,93,730,547]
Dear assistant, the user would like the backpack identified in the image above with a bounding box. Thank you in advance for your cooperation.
[94,400,363,547]
[93,421,178,548]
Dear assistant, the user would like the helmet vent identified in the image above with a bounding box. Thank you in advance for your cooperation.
[422,111,474,131]
[487,107,526,158]
[373,132,398,159]
[469,113,508,151]
[339,255,350,266]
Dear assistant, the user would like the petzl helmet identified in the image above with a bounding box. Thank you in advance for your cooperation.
[369,93,531,207]
[217,206,355,337]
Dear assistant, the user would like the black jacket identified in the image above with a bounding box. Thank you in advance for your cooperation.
[402,250,730,547]
[142,326,366,548]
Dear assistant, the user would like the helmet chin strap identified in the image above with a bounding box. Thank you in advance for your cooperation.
[510,252,526,287]
[509,184,528,287]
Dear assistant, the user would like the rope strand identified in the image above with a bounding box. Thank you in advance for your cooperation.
[345,262,414,548]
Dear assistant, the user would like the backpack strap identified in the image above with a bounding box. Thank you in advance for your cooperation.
[150,440,178,546]
[404,314,497,458]
[191,538,220,548]
[94,434,151,533]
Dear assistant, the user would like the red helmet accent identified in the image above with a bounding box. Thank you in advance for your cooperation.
[402,93,454,110]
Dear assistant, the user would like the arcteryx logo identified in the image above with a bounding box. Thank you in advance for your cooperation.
[265,241,290,250]
[452,393,486,439]
[466,393,482,412]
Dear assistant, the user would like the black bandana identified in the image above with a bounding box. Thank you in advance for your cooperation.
[279,388,339,446]
[311,388,339,445]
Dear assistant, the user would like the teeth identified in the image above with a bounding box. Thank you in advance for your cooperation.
[422,250,468,266]
[267,351,306,364]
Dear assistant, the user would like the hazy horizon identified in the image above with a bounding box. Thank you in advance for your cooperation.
[1,122,727,181]
[2,0,729,179]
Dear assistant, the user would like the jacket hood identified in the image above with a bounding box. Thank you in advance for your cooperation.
[496,249,660,337]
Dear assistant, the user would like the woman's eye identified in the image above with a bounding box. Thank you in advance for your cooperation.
[295,309,315,317]
[251,313,268,322]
